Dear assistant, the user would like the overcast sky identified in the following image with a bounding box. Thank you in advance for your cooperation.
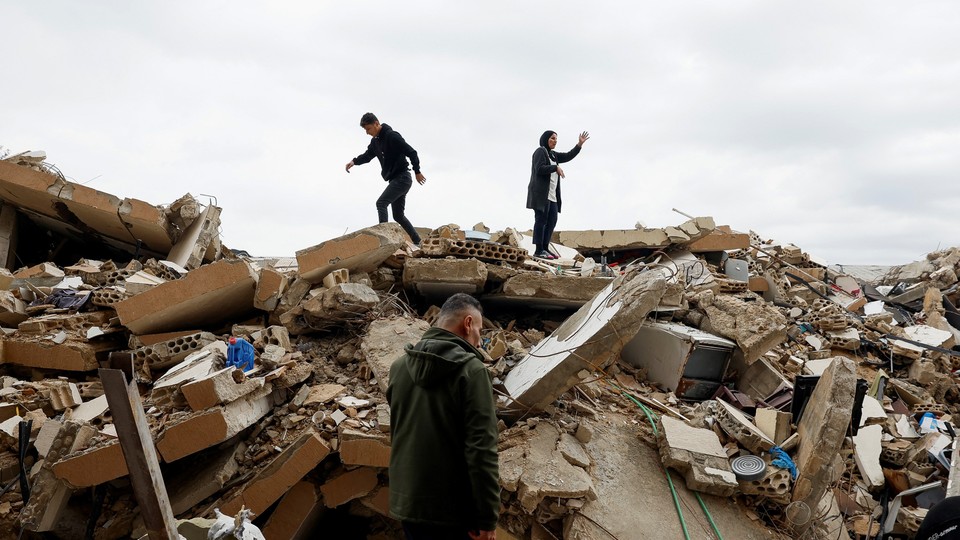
[4,1,959,265]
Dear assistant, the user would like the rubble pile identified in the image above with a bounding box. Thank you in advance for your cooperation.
[0,153,959,539]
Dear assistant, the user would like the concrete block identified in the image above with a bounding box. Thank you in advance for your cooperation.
[658,416,738,496]
[254,266,288,312]
[156,385,272,462]
[792,357,856,527]
[52,441,127,488]
[220,430,332,516]
[715,399,775,454]
[46,381,82,411]
[320,467,379,508]
[321,268,349,289]
[181,367,266,411]
[132,331,218,370]
[295,223,407,284]
[339,427,391,468]
[360,316,430,392]
[262,480,323,540]
[115,258,258,335]
[503,268,666,413]
[402,257,487,295]
[755,408,792,445]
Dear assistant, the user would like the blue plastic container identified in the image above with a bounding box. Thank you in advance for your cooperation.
[226,337,255,372]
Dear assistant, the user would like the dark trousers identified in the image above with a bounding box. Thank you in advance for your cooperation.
[377,173,421,244]
[532,201,559,253]
[402,522,472,540]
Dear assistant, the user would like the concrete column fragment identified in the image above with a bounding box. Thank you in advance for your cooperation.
[360,316,430,392]
[220,429,332,516]
[792,357,856,533]
[658,416,738,496]
[114,258,259,335]
[502,268,666,413]
[296,223,407,284]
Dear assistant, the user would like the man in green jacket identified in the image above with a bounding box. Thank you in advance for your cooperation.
[387,293,499,540]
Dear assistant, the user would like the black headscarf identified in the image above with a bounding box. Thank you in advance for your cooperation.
[539,130,556,151]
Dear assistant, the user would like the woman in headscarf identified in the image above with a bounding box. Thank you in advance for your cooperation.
[526,130,589,259]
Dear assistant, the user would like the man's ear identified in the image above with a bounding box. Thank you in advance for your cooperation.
[461,315,475,336]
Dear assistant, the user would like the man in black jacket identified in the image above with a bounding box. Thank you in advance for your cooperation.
[346,112,425,244]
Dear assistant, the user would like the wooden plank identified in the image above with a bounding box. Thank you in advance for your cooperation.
[100,358,180,539]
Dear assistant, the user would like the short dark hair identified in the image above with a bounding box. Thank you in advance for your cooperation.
[360,112,379,126]
[437,293,482,325]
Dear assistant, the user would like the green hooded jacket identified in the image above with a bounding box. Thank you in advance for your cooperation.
[386,327,500,530]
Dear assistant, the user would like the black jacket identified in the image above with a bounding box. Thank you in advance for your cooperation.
[387,327,500,530]
[525,144,581,213]
[353,123,421,181]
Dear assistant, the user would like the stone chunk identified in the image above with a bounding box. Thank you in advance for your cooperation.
[701,294,787,363]
[360,316,430,392]
[658,416,738,496]
[296,223,407,284]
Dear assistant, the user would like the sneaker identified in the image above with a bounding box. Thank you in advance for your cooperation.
[537,250,557,260]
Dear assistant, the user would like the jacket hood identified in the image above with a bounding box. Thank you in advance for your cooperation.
[378,123,394,138]
[404,327,484,387]
[539,130,556,148]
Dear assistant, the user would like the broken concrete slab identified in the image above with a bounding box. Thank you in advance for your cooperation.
[503,268,666,413]
[156,385,272,462]
[687,225,751,252]
[114,258,258,335]
[296,223,407,284]
[294,282,380,332]
[220,429,332,516]
[360,316,430,392]
[65,394,109,423]
[167,445,241,516]
[658,416,738,496]
[1,337,106,371]
[320,467,379,508]
[0,290,27,327]
[402,257,487,295]
[556,217,715,252]
[484,273,614,310]
[0,160,178,258]
[755,408,792,445]
[339,427,391,468]
[52,441,127,488]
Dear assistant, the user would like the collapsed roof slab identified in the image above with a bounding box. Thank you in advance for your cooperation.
[501,268,666,414]
[295,223,407,284]
[114,258,258,335]
[554,216,715,253]
[484,274,613,310]
[0,161,174,258]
